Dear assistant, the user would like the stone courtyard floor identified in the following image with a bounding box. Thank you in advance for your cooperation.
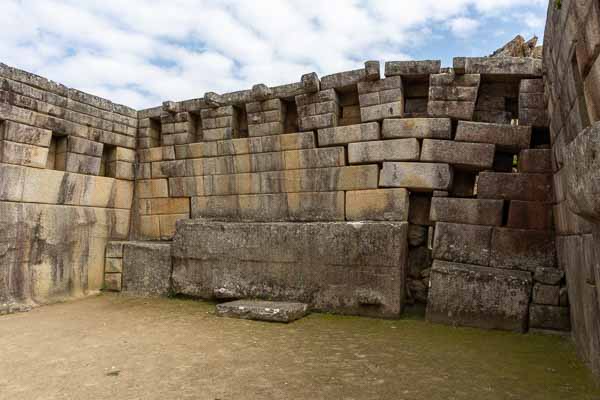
[0,294,599,400]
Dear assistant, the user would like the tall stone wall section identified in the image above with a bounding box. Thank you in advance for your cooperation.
[543,0,600,378]
[0,64,135,312]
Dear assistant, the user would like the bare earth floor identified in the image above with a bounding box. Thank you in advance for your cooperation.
[1,295,599,400]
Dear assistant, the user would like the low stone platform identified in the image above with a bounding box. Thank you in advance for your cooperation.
[216,300,309,323]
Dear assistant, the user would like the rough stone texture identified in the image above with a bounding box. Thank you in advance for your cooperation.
[518,149,552,173]
[345,189,409,221]
[348,139,420,164]
[172,221,408,318]
[529,305,571,331]
[122,242,173,297]
[489,228,556,272]
[215,300,309,323]
[429,198,504,226]
[420,139,495,170]
[428,73,480,120]
[477,172,554,202]
[463,57,542,76]
[381,118,451,140]
[379,162,453,191]
[317,123,380,146]
[426,260,533,332]
[533,283,560,306]
[385,60,441,77]
[432,222,492,266]
[506,200,553,231]
[357,76,404,122]
[455,121,531,152]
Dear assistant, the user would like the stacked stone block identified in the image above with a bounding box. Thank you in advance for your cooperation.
[357,76,404,121]
[428,73,480,120]
[246,99,285,137]
[0,121,52,168]
[296,89,340,131]
[200,106,238,141]
[104,241,126,291]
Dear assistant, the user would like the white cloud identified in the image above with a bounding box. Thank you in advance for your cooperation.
[0,0,547,109]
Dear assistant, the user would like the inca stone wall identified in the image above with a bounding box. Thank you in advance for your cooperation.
[0,64,135,313]
[3,0,599,378]
[544,0,600,378]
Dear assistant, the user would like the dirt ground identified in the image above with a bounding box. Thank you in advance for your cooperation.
[0,294,598,400]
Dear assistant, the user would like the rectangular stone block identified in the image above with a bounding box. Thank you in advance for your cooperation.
[107,160,134,180]
[379,162,452,191]
[507,200,553,231]
[477,172,554,202]
[122,242,172,296]
[104,273,122,291]
[533,283,560,306]
[283,147,345,170]
[430,198,504,226]
[345,188,409,221]
[433,222,493,266]
[427,100,476,121]
[489,227,556,271]
[455,121,531,152]
[168,176,204,197]
[138,146,175,163]
[65,152,101,175]
[66,136,103,157]
[529,305,571,331]
[385,60,441,77]
[136,179,169,199]
[172,221,409,318]
[159,213,189,239]
[463,57,542,76]
[248,122,284,137]
[382,118,451,139]
[216,300,309,323]
[105,241,126,258]
[420,139,495,170]
[2,121,52,147]
[298,113,338,131]
[203,127,233,141]
[139,197,190,215]
[104,258,123,273]
[1,140,48,168]
[317,123,380,146]
[348,138,420,164]
[426,260,533,332]
[191,192,345,222]
[360,102,403,122]
[517,149,552,173]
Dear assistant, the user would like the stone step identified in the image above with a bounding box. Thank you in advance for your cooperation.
[216,300,310,323]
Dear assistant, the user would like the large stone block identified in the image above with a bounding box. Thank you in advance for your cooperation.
[122,242,172,296]
[2,121,52,147]
[191,192,345,222]
[348,138,420,164]
[506,200,553,231]
[429,197,504,226]
[317,123,380,146]
[426,260,533,332]
[379,162,452,191]
[1,140,48,168]
[345,188,409,221]
[532,283,560,306]
[172,221,409,317]
[455,121,531,152]
[420,139,495,170]
[382,118,451,140]
[463,57,542,76]
[360,102,403,122]
[64,152,101,175]
[432,222,492,266]
[385,60,441,77]
[489,227,556,271]
[136,179,169,199]
[477,172,554,202]
[529,305,571,331]
[215,300,309,323]
[517,149,552,173]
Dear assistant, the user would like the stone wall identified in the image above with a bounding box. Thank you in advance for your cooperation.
[543,0,600,378]
[0,64,135,312]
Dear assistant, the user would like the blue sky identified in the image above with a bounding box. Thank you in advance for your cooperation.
[0,0,548,110]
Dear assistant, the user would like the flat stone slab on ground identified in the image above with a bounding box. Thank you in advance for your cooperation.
[216,300,309,323]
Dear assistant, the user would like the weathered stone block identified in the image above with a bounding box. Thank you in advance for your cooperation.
[104,273,122,291]
[1,140,48,168]
[2,121,52,147]
[507,200,553,231]
[385,60,441,77]
[420,139,495,170]
[191,192,345,222]
[139,197,190,215]
[317,123,380,146]
[534,267,564,285]
[66,136,103,157]
[298,113,338,131]
[427,100,477,120]
[430,198,504,226]
[106,160,134,180]
[65,152,101,175]
[138,146,175,163]
[426,260,533,332]
[408,194,432,226]
[348,138,420,164]
[136,179,169,199]
[529,305,571,331]
[215,300,309,323]
[432,222,492,266]
[105,241,126,258]
[172,221,409,318]
[159,213,188,239]
[345,188,409,221]
[122,242,172,296]
[379,162,452,191]
[489,227,556,271]
[455,121,531,152]
[463,57,542,76]
[533,283,560,306]
[283,147,345,170]
[477,172,554,202]
[518,149,552,173]
[104,258,123,273]
[382,118,451,140]
[360,102,403,122]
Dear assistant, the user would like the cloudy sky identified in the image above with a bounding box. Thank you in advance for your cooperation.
[0,0,548,110]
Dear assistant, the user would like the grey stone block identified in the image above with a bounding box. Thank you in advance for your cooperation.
[317,123,380,146]
[477,172,554,202]
[122,242,173,296]
[382,118,451,140]
[533,283,560,306]
[385,60,441,77]
[534,267,564,285]
[529,305,571,331]
[455,121,531,152]
[463,57,543,76]
[348,138,420,163]
[172,221,408,318]
[426,260,533,332]
[380,162,452,191]
[420,139,495,170]
[215,300,309,323]
[432,222,492,266]
[490,228,556,272]
[430,198,504,226]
